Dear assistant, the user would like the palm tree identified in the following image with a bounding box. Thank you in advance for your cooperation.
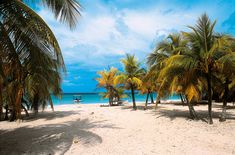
[213,36,235,121]
[0,0,81,120]
[96,67,119,106]
[182,14,223,124]
[147,33,192,108]
[160,14,235,124]
[148,34,187,95]
[140,69,156,110]
[157,53,204,120]
[115,54,144,110]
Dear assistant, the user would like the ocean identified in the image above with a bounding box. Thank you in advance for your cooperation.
[51,93,181,105]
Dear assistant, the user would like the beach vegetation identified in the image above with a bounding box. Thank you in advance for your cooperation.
[148,14,235,124]
[96,67,126,106]
[115,54,145,110]
[0,0,81,121]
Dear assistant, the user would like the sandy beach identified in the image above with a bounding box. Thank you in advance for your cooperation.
[0,102,235,155]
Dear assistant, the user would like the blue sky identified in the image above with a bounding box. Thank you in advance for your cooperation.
[34,0,235,93]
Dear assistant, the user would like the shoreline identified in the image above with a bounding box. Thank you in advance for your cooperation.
[51,99,182,107]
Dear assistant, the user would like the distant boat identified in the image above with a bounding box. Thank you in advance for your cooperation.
[73,95,82,103]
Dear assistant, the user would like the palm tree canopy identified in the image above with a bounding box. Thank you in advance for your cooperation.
[0,0,81,118]
[1,0,81,29]
[96,67,118,88]
[115,54,144,89]
[155,14,235,102]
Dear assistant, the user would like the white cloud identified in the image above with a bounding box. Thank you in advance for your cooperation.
[63,80,75,86]
[37,2,212,68]
[35,0,235,92]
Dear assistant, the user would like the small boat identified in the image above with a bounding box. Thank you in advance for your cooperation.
[73,95,82,103]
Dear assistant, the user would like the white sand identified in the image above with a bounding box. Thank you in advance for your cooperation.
[0,102,235,155]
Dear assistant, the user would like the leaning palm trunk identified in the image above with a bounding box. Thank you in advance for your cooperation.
[180,94,184,104]
[155,93,160,109]
[21,104,29,117]
[207,70,213,124]
[145,91,150,110]
[185,97,199,120]
[150,93,154,104]
[179,93,186,105]
[131,85,136,110]
[220,79,229,122]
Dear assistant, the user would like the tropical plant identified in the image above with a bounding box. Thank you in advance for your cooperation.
[157,14,235,124]
[0,0,81,120]
[96,67,123,106]
[147,33,194,109]
[147,14,235,123]
[181,14,225,124]
[213,36,235,121]
[115,54,145,110]
[140,69,156,110]
[157,53,204,120]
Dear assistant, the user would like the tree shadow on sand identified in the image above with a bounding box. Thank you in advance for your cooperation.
[0,112,121,154]
[121,104,156,111]
[149,107,235,123]
[22,110,83,122]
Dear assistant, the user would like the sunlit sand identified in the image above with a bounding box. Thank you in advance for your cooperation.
[1,102,235,154]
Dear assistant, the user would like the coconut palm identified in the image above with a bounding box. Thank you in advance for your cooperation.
[96,67,120,106]
[147,33,196,112]
[0,0,81,120]
[213,36,235,121]
[99,87,127,105]
[140,69,156,110]
[157,52,205,120]
[115,54,144,110]
[161,14,235,124]
[147,33,187,102]
[181,14,224,124]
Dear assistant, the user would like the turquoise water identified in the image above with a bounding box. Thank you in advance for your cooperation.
[51,93,181,105]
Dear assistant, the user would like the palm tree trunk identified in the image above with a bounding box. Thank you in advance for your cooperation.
[179,93,185,105]
[145,92,150,110]
[110,87,115,106]
[150,93,154,104]
[207,71,213,124]
[155,93,160,109]
[186,97,199,120]
[108,97,112,106]
[108,88,111,106]
[131,85,136,110]
[0,104,2,121]
[117,95,120,102]
[4,105,9,120]
[33,94,39,114]
[220,79,229,122]
[15,88,23,119]
[10,108,16,122]
[0,92,3,121]
[21,104,29,117]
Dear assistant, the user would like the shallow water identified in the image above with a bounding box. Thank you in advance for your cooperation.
[51,93,181,105]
